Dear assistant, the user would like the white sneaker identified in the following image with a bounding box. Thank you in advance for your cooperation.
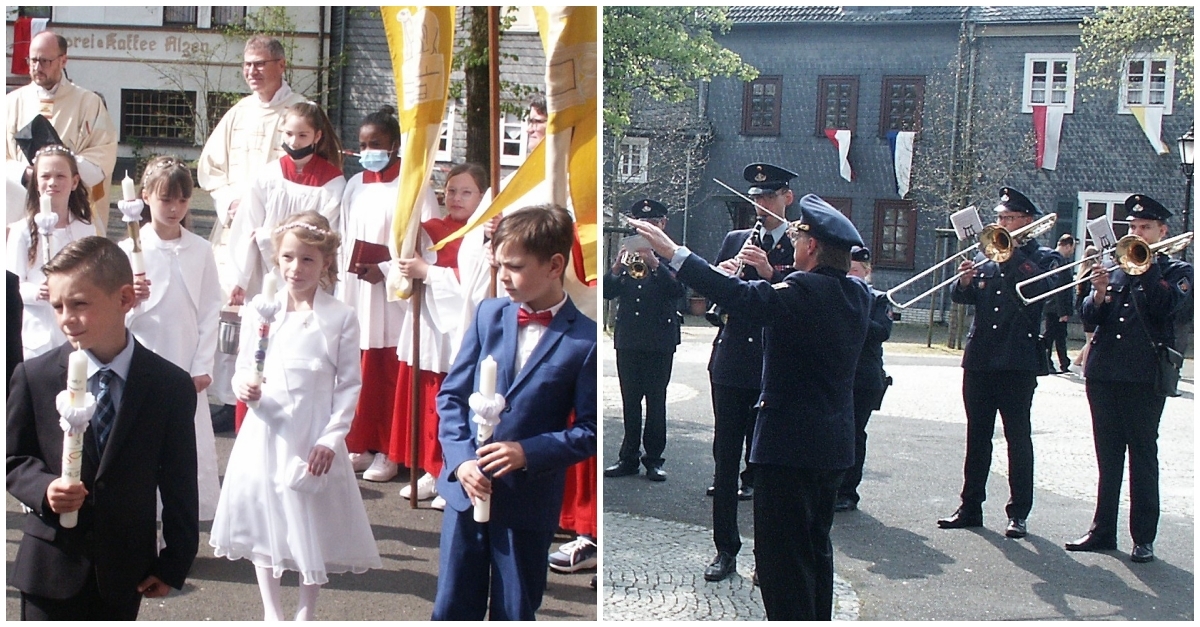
[430,495,447,510]
[362,453,398,482]
[399,472,438,500]
[548,536,597,573]
[349,452,373,473]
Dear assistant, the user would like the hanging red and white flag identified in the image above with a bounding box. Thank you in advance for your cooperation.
[824,129,853,182]
[1032,105,1065,170]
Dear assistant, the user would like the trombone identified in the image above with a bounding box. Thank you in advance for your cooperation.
[1015,231,1194,305]
[886,213,1057,309]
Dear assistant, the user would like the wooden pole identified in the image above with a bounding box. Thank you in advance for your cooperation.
[407,279,424,508]
[487,6,501,298]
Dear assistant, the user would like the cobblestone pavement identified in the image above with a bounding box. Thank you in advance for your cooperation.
[603,512,858,621]
[603,322,1194,621]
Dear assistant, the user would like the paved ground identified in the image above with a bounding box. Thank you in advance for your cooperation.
[6,430,598,620]
[602,320,1194,621]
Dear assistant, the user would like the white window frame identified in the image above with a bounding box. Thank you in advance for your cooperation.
[1118,53,1174,115]
[1021,53,1076,114]
[617,137,649,184]
[499,112,527,167]
[1076,191,1134,256]
[436,102,456,162]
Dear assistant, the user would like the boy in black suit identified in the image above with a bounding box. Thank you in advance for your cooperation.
[7,236,199,620]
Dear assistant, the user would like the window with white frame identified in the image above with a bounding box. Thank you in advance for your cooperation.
[1077,192,1133,254]
[617,137,649,184]
[1119,54,1174,115]
[499,112,527,167]
[1022,53,1076,114]
[436,103,456,162]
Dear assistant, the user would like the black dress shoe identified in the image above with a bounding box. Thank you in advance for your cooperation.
[603,462,639,478]
[737,485,754,501]
[1005,518,1028,538]
[937,508,983,529]
[645,466,667,482]
[1130,543,1155,563]
[1065,532,1117,552]
[703,552,736,582]
[834,497,857,512]
[706,485,715,497]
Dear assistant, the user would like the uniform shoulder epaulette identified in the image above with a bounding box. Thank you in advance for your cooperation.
[773,281,790,290]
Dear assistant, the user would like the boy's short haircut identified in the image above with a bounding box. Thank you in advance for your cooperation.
[42,236,133,294]
[491,204,574,263]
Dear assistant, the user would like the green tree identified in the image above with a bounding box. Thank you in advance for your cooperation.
[1076,6,1194,102]
[603,7,757,135]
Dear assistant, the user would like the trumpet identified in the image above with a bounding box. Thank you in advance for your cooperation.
[622,249,649,279]
[886,213,1057,309]
[1015,231,1194,305]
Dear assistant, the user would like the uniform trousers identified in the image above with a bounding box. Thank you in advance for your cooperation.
[711,383,759,555]
[1085,379,1165,545]
[615,349,674,469]
[753,464,844,621]
[837,387,885,504]
[431,508,557,621]
[961,369,1037,519]
[1044,316,1070,370]
[20,571,141,620]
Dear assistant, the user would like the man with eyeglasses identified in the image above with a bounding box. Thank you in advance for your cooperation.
[937,187,1063,539]
[198,35,306,232]
[699,163,796,583]
[5,30,117,231]
[197,34,305,430]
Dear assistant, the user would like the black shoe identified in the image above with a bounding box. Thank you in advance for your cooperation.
[737,485,754,501]
[703,552,736,582]
[706,485,715,497]
[752,569,759,586]
[1130,543,1155,563]
[1005,518,1028,538]
[210,404,235,433]
[645,466,667,482]
[834,497,858,512]
[937,508,983,529]
[604,462,639,478]
[1065,531,1117,552]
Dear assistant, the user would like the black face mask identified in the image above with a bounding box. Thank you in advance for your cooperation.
[282,142,316,161]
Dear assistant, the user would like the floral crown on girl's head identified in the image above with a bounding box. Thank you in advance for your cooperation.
[273,221,331,237]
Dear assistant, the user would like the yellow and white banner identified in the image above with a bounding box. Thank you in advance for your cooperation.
[432,6,598,286]
[1130,106,1170,155]
[382,6,456,300]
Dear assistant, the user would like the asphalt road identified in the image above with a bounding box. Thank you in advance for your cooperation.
[602,321,1194,620]
[6,428,598,621]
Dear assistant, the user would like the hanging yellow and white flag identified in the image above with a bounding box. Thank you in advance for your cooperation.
[536,6,598,285]
[382,6,455,300]
[1129,106,1170,155]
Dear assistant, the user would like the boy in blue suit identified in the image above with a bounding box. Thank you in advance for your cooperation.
[432,204,597,621]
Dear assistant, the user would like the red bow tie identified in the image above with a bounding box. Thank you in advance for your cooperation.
[517,308,553,327]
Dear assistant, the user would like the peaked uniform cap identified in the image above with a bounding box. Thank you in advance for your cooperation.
[744,162,798,196]
[791,194,863,250]
[625,198,668,219]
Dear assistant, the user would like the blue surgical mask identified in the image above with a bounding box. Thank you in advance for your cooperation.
[359,149,392,173]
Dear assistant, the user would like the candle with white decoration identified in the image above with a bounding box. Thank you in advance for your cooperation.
[120,171,145,277]
[246,273,279,409]
[59,348,90,528]
[34,194,58,266]
[473,355,498,523]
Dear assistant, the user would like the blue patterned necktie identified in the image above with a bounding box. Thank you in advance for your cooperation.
[92,369,117,453]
